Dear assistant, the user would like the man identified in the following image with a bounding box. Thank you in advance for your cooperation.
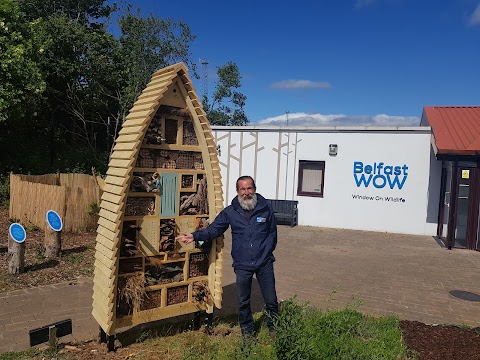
[176,175,278,336]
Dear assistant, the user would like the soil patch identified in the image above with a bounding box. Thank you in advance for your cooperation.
[0,208,96,292]
[400,320,480,360]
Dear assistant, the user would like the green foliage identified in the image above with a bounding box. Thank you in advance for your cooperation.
[88,200,100,216]
[273,297,410,360]
[32,243,45,262]
[0,349,44,360]
[0,173,10,208]
[204,61,249,126]
[0,1,197,175]
[20,0,115,25]
[0,0,46,123]
[24,223,40,231]
[64,253,86,264]
[117,9,197,120]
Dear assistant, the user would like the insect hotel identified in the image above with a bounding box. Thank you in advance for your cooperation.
[92,63,224,347]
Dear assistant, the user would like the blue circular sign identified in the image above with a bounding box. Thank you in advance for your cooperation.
[46,210,63,232]
[9,223,26,243]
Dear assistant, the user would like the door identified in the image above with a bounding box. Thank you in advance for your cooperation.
[454,170,470,247]
[453,166,480,249]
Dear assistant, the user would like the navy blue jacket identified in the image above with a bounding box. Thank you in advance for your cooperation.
[192,193,277,270]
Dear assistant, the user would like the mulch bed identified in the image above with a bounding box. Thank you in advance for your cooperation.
[0,208,96,292]
[400,320,480,359]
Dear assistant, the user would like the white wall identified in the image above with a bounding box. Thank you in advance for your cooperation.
[212,126,440,236]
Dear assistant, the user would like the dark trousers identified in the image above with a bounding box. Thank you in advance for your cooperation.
[234,261,278,335]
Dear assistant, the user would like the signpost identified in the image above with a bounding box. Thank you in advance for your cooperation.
[45,210,62,258]
[29,319,72,347]
[7,223,26,274]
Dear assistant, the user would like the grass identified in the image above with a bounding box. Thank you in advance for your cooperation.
[0,297,413,360]
[63,253,87,264]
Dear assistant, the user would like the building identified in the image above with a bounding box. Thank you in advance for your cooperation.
[212,106,480,250]
[421,106,480,250]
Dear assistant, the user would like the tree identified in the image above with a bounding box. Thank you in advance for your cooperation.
[116,9,197,123]
[203,61,248,126]
[0,0,46,123]
[0,1,198,174]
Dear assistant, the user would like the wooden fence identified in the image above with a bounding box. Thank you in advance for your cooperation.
[9,173,103,232]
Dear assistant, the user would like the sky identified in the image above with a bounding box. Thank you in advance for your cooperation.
[123,0,480,126]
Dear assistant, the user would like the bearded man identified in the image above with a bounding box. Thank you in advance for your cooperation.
[176,175,278,336]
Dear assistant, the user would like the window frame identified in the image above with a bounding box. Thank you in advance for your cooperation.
[297,160,325,197]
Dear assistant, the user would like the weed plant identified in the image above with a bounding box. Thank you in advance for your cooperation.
[0,297,411,360]
[273,297,410,360]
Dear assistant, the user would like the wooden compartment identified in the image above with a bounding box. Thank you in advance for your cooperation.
[192,280,212,310]
[120,220,140,257]
[182,120,198,146]
[160,218,176,252]
[164,118,178,144]
[143,115,163,145]
[138,219,159,256]
[179,176,208,216]
[130,172,159,193]
[189,252,209,278]
[181,174,194,189]
[119,257,143,274]
[140,289,163,311]
[125,196,156,216]
[116,274,145,317]
[144,258,184,286]
[167,252,186,260]
[167,285,188,306]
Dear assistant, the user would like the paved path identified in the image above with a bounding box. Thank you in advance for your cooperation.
[1,226,480,353]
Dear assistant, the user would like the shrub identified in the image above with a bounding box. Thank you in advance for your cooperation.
[0,174,10,208]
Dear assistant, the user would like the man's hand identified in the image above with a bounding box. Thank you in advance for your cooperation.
[175,233,194,244]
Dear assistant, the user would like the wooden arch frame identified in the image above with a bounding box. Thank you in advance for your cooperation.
[92,63,224,336]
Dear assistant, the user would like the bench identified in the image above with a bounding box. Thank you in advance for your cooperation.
[267,199,298,227]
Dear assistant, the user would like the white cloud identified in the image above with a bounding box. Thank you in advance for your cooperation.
[256,112,420,127]
[468,4,480,27]
[270,80,331,89]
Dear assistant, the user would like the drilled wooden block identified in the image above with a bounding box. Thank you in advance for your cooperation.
[176,152,194,169]
[140,289,162,311]
[125,197,155,216]
[167,285,188,306]
[138,219,159,256]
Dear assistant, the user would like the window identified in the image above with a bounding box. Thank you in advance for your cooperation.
[297,160,325,197]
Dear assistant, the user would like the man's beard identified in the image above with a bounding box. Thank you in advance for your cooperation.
[238,193,257,211]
